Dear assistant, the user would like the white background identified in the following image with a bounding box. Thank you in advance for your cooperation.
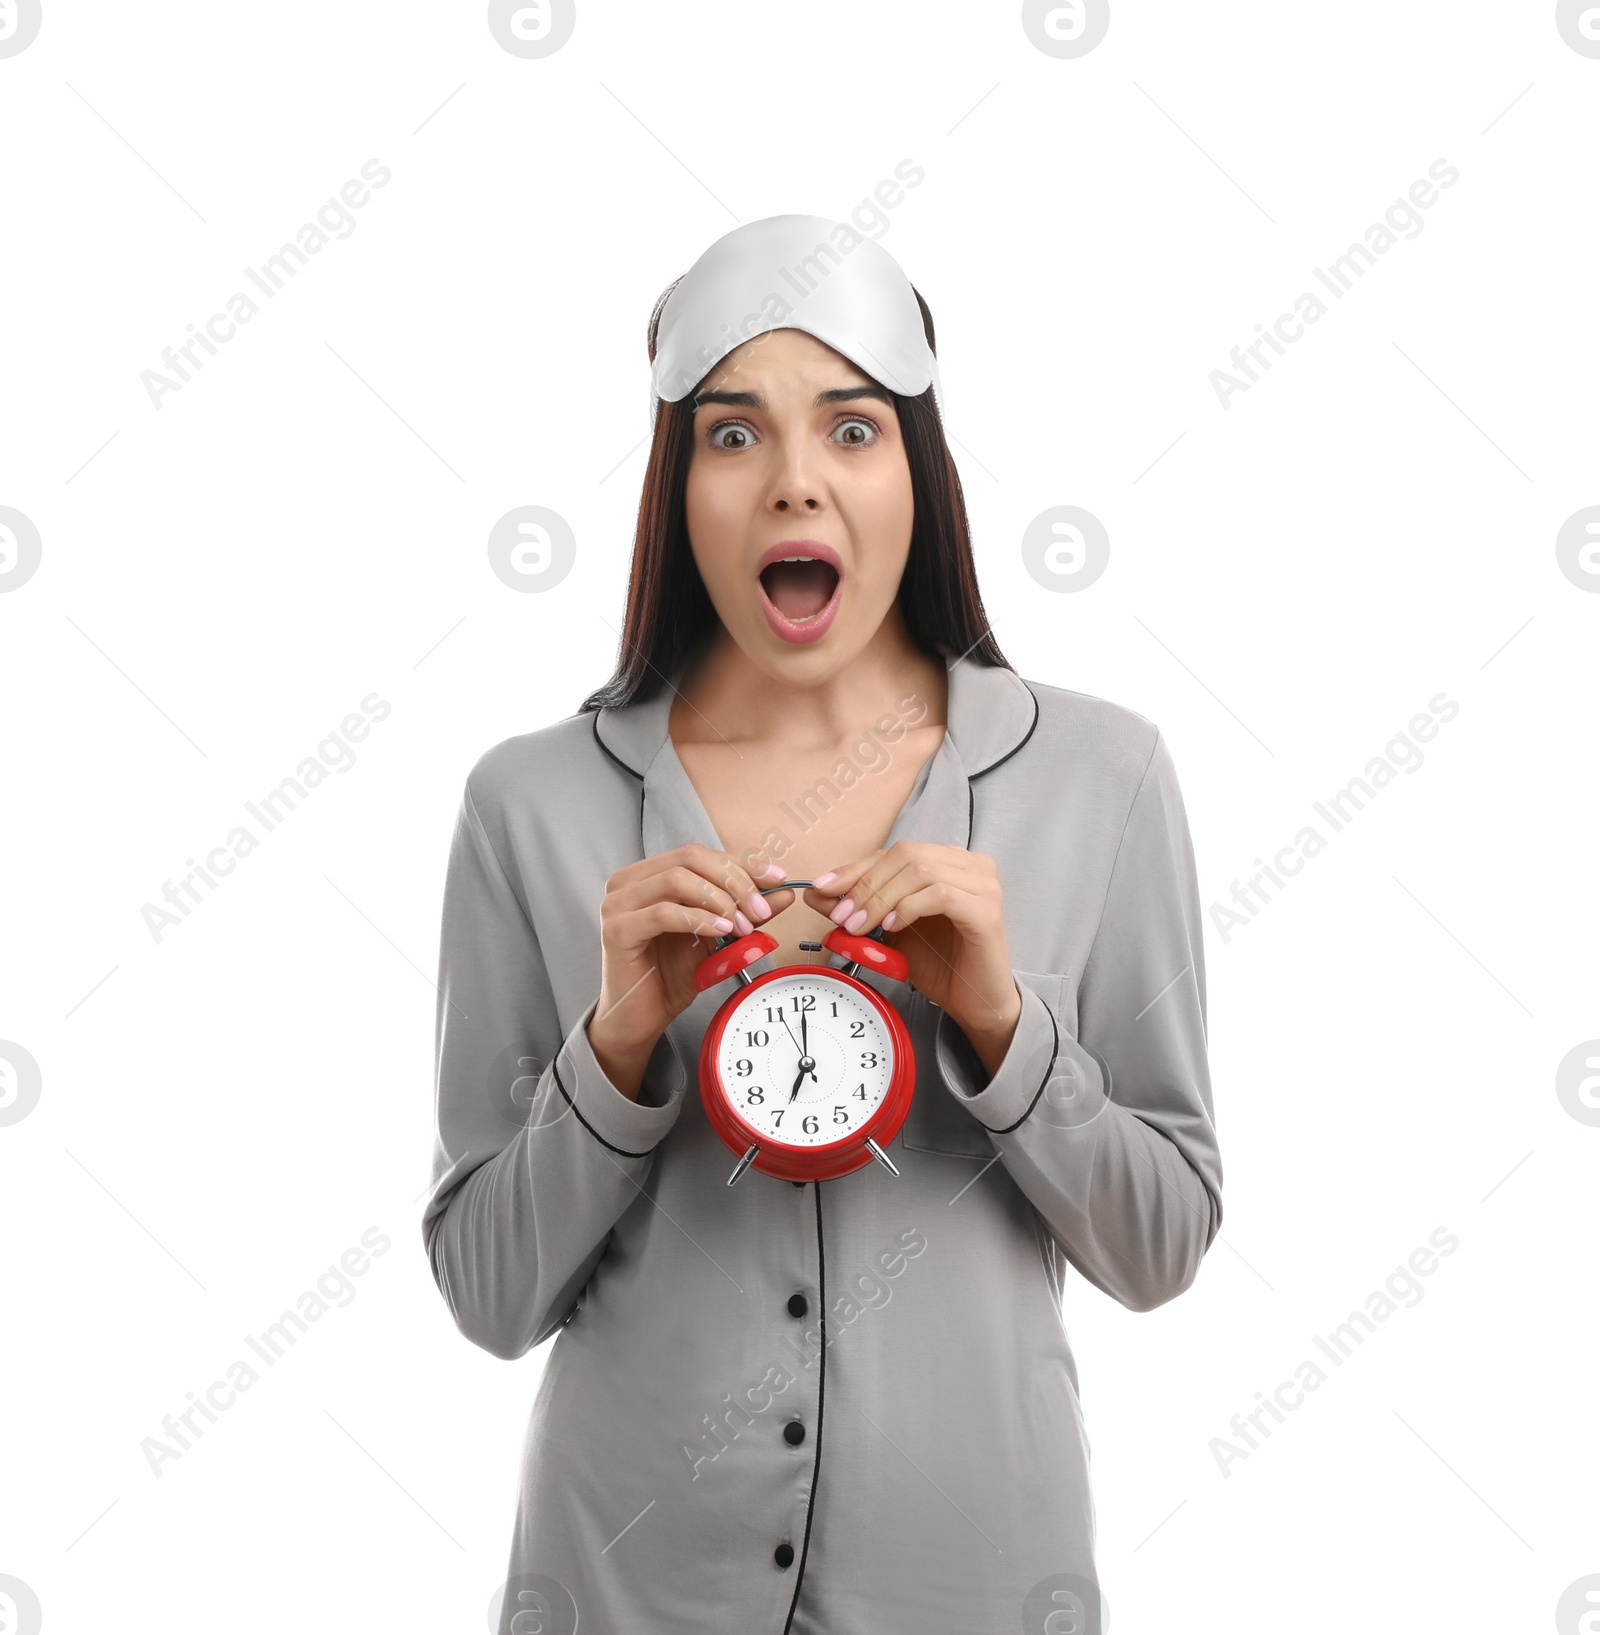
[2,3,1597,1631]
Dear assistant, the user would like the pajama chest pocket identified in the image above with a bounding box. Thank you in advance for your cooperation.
[897,972,1067,1158]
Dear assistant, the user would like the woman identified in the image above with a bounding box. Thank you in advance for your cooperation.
[423,215,1223,1635]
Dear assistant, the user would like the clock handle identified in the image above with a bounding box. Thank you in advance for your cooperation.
[822,927,910,984]
[692,930,778,992]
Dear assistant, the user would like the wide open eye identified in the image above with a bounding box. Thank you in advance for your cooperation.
[708,420,757,451]
[831,416,880,448]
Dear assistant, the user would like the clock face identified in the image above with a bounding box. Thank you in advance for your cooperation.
[714,974,895,1149]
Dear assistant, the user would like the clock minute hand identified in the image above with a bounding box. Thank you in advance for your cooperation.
[779,1014,808,1101]
[801,1010,819,1083]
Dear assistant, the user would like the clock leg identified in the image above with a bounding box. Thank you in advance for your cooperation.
[864,1137,900,1177]
[726,1144,760,1187]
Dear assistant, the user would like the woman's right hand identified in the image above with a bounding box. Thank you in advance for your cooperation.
[587,843,793,1099]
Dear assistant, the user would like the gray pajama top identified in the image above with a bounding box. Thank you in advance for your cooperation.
[421,648,1224,1635]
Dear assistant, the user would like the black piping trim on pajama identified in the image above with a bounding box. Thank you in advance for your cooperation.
[783,1180,827,1634]
[975,996,1061,1134]
[590,710,647,782]
[969,680,1041,780]
[549,1052,660,1160]
[590,713,650,836]
[954,670,1059,1131]
[960,679,1041,850]
[957,678,1055,1132]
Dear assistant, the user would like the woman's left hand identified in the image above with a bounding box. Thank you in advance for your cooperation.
[804,841,1021,1072]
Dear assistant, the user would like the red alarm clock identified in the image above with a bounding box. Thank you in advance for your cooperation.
[694,879,916,1186]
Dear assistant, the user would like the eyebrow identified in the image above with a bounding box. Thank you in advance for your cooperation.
[691,385,896,412]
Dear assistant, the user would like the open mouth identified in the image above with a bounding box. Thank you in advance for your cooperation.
[757,557,841,623]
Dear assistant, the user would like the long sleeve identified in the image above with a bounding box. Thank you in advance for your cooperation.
[932,730,1223,1312]
[421,773,687,1360]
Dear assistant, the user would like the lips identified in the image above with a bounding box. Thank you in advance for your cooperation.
[755,541,844,646]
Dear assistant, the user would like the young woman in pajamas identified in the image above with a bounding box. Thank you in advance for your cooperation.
[423,216,1223,1635]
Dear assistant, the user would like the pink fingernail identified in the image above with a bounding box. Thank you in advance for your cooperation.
[762,862,786,880]
[747,891,772,922]
[734,910,754,935]
[813,871,837,890]
[846,909,868,933]
[711,916,735,933]
[882,910,898,930]
[829,897,853,924]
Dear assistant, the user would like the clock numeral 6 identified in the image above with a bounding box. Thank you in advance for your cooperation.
[802,1115,819,1135]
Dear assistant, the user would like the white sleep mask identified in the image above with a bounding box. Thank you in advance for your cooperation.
[649,214,943,424]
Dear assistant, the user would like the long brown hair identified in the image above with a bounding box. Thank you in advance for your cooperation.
[579,280,1008,712]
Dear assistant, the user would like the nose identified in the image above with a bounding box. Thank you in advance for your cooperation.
[767,435,822,514]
